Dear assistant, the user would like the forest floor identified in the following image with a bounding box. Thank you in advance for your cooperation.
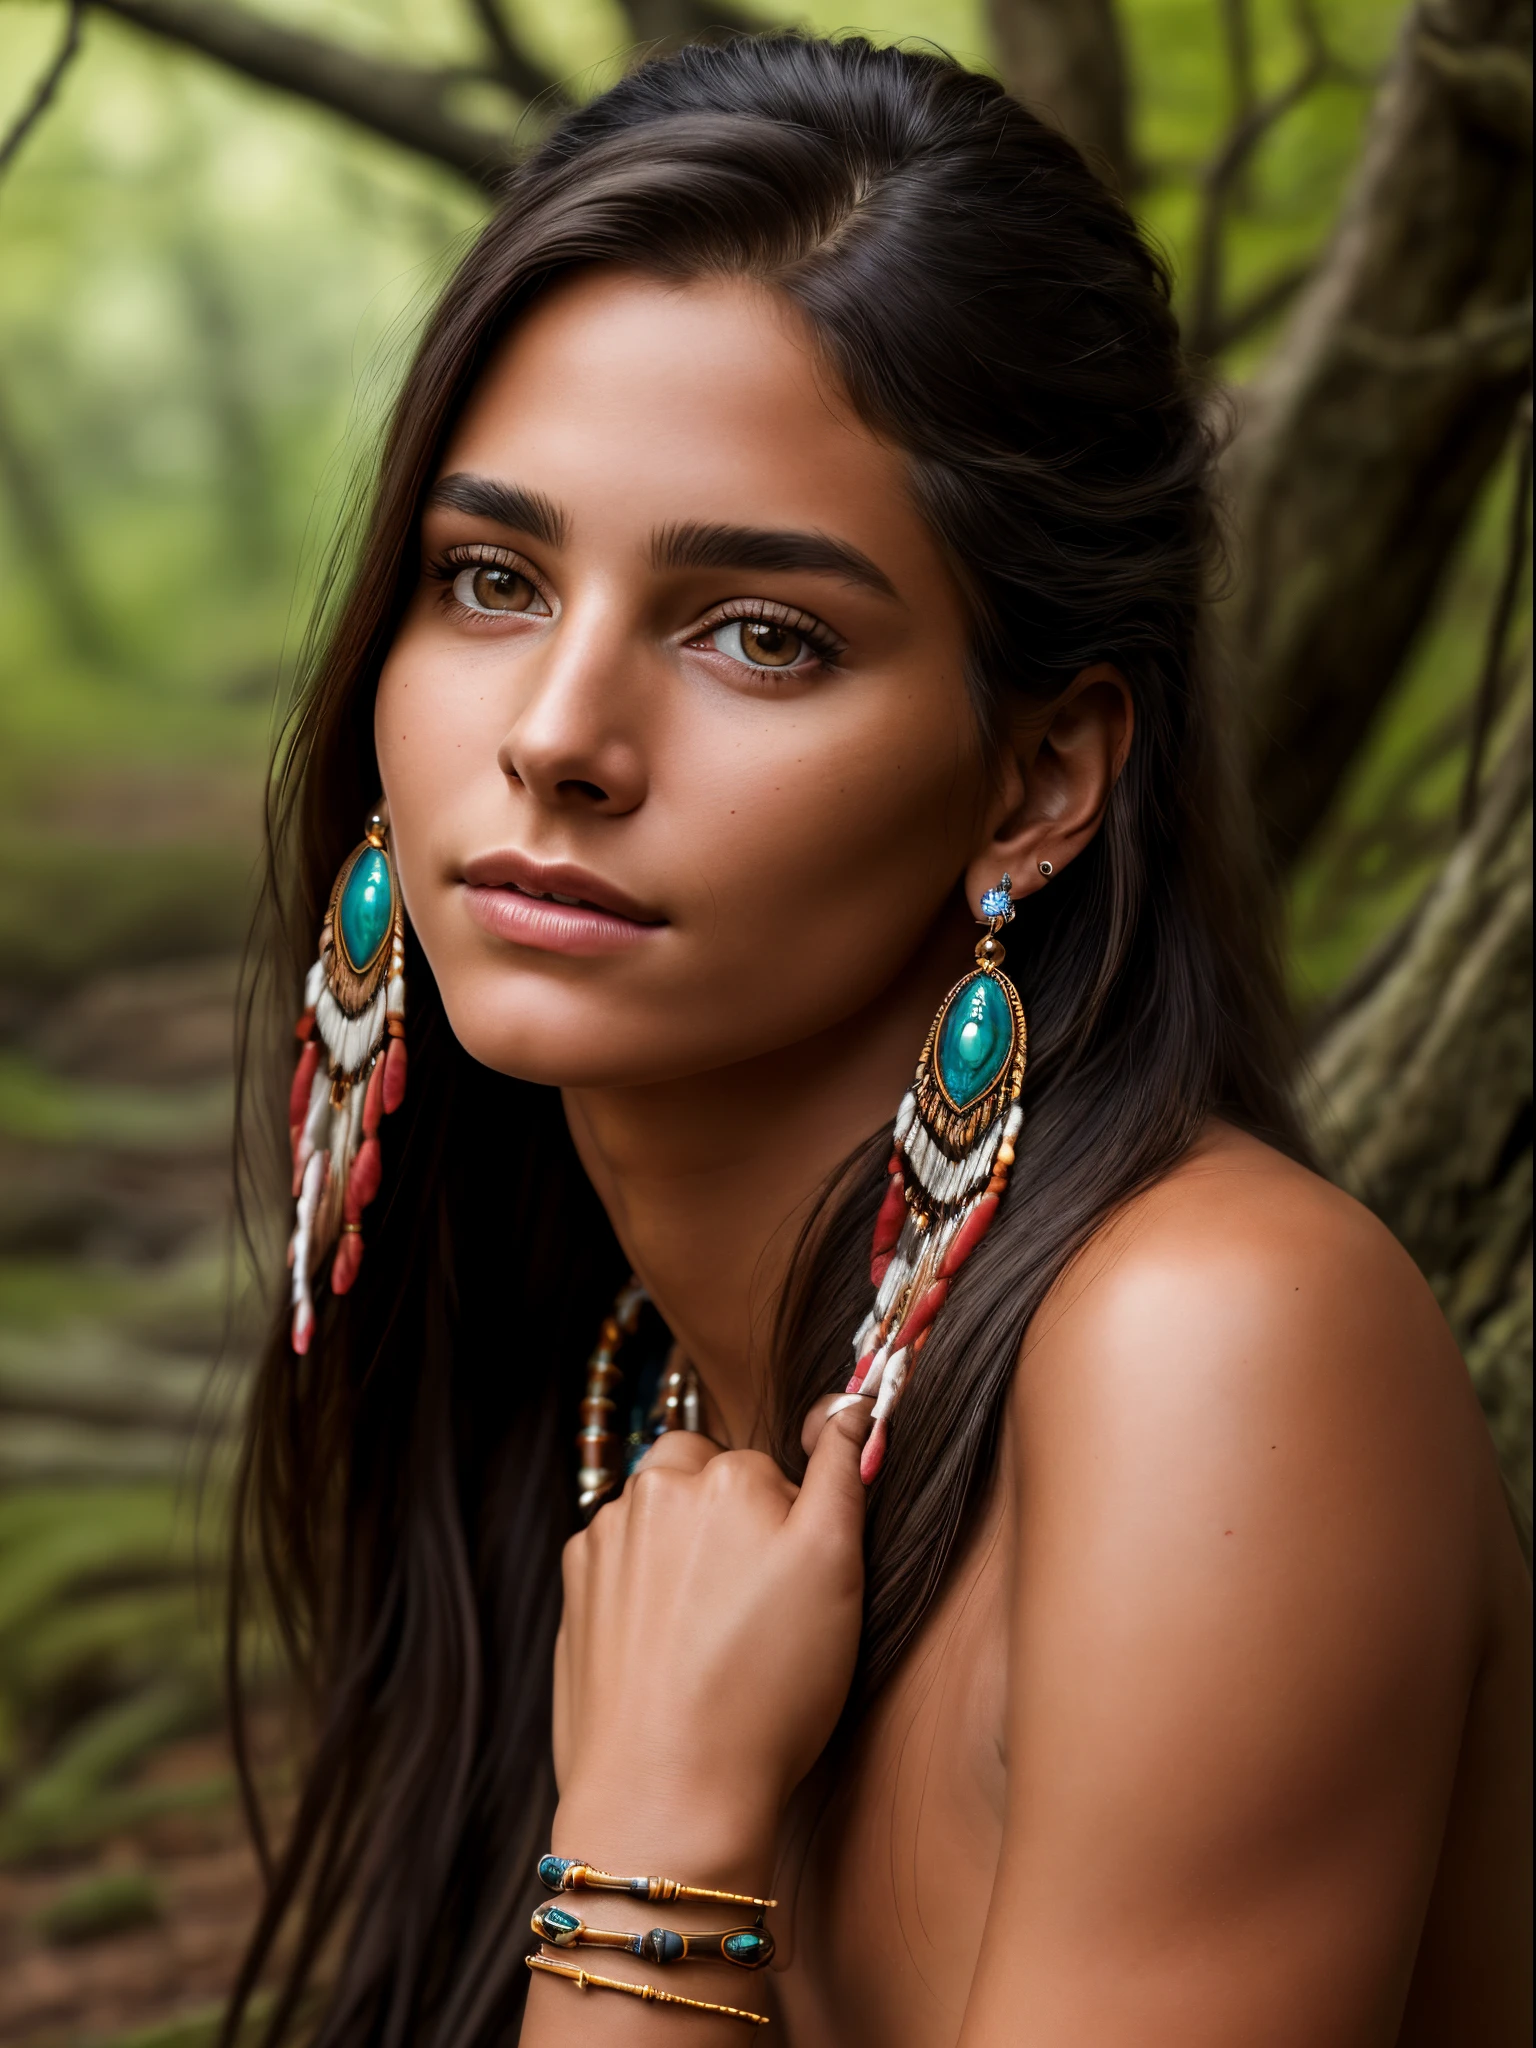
[0,747,282,2044]
[0,1728,272,2045]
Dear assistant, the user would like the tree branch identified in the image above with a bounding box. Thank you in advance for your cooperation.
[0,377,112,661]
[1336,294,1531,372]
[1460,398,1532,828]
[1186,0,1332,358]
[1207,254,1316,353]
[985,0,1137,193]
[1416,27,1532,149]
[465,0,569,109]
[1217,0,1258,208]
[85,0,536,187]
[0,0,84,179]
[1222,0,1533,862]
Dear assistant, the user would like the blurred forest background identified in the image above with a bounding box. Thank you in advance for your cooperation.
[0,0,1529,2038]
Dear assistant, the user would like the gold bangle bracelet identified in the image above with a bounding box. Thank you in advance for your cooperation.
[539,1853,777,1912]
[526,1953,769,2026]
[532,1900,774,1968]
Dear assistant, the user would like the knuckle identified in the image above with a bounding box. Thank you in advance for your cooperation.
[706,1448,784,1499]
[627,1464,676,1511]
[583,1496,624,1548]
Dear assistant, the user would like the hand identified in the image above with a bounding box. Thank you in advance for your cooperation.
[551,1393,872,1877]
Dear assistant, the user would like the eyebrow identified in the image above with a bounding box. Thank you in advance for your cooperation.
[651,520,898,598]
[425,482,897,600]
[428,473,568,547]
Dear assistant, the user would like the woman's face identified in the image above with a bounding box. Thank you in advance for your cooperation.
[377,268,994,1088]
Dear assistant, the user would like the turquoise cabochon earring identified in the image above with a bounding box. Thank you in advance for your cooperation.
[287,806,407,1354]
[847,875,1027,1483]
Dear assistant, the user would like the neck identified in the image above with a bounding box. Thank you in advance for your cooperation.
[562,907,973,1449]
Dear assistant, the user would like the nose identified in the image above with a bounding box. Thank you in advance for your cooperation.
[497,607,648,816]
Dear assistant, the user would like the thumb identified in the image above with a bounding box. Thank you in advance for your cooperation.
[793,1391,874,1531]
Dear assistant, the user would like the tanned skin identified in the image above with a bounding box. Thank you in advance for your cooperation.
[375,268,1531,2045]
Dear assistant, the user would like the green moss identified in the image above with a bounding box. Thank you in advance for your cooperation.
[0,836,256,999]
[85,1992,301,2048]
[0,1678,219,1861]
[36,1865,164,1944]
[0,1052,232,1148]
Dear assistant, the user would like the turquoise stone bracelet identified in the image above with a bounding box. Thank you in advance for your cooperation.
[533,1900,774,1968]
[538,1853,776,1912]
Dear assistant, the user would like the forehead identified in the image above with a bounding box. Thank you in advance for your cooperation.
[437,268,926,556]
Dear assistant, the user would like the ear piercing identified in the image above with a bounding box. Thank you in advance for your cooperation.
[1038,859,1054,877]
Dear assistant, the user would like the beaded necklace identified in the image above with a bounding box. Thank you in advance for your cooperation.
[575,1277,702,1519]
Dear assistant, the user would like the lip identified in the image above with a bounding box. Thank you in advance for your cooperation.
[460,848,666,956]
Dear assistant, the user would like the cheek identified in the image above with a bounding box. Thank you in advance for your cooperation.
[678,682,980,999]
[376,635,496,805]
[373,640,501,938]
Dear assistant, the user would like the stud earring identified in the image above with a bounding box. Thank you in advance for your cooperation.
[1038,859,1054,877]
[847,874,1027,1482]
[287,804,407,1354]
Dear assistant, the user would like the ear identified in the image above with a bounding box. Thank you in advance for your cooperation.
[964,664,1133,913]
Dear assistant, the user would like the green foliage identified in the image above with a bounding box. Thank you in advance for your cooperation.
[34,1863,164,1944]
[84,1993,301,2048]
[0,1052,230,1148]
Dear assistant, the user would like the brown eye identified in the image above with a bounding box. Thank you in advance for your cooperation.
[452,564,546,616]
[708,619,807,668]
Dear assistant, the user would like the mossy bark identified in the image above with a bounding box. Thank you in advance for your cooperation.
[1307,690,1533,1535]
[1223,0,1533,861]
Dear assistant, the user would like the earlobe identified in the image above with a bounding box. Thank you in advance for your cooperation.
[965,663,1131,906]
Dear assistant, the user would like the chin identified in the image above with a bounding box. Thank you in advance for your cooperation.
[438,979,678,1090]
[442,970,807,1092]
[445,996,624,1089]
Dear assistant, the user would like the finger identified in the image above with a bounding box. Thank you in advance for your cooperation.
[632,1428,724,1476]
[800,1390,869,1459]
[551,1620,571,1785]
[792,1392,874,1532]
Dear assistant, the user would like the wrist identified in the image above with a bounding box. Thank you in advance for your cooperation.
[552,1768,779,1902]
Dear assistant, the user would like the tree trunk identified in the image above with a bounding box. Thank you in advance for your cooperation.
[1224,0,1532,864]
[1306,681,1533,1536]
[984,0,1136,191]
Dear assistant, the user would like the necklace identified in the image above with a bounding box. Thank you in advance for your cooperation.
[576,1277,701,1519]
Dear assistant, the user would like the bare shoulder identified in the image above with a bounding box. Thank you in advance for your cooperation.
[1010,1121,1510,1652]
[1029,1119,1456,1388]
[983,1125,1529,2040]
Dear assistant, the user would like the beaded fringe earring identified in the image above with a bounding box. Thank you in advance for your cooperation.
[847,877,1027,1483]
[287,805,407,1354]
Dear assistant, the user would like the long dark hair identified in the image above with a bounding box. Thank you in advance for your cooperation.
[225,32,1305,2045]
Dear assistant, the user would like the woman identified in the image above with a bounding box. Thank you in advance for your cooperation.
[225,33,1530,2046]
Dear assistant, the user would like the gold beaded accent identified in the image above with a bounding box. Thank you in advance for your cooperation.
[545,1859,776,1911]
[530,1902,775,1968]
[577,1288,707,1517]
[526,1954,769,2025]
[576,1279,647,1518]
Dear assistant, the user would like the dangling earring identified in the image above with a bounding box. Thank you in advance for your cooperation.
[287,804,407,1354]
[847,875,1026,1482]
